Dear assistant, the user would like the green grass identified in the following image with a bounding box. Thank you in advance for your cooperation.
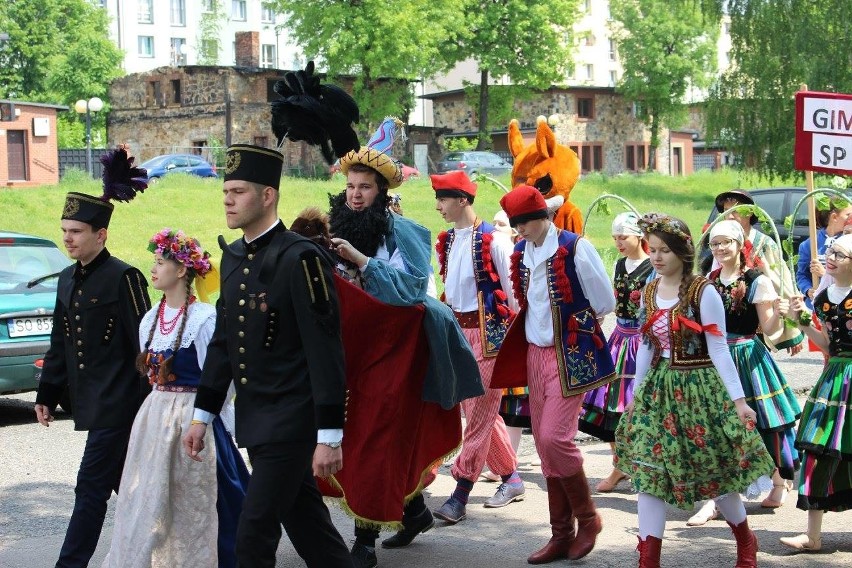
[0,168,783,295]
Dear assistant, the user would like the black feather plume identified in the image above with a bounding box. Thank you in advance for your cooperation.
[100,147,148,202]
[270,61,360,164]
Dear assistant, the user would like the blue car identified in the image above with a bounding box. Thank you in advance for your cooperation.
[138,153,218,183]
[0,232,72,409]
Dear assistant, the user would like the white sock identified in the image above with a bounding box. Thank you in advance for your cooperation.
[637,492,667,539]
[506,426,523,453]
[715,492,746,526]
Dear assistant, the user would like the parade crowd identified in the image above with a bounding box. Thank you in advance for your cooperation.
[31,67,849,568]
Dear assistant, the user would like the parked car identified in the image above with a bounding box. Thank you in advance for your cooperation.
[705,187,809,259]
[0,232,72,409]
[329,162,420,181]
[436,151,512,177]
[138,153,218,183]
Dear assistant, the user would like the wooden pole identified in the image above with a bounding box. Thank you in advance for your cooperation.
[800,84,820,290]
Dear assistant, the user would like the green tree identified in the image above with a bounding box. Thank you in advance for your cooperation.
[705,0,852,178]
[458,0,579,150]
[609,0,719,170]
[272,0,468,134]
[0,0,123,149]
[197,0,226,65]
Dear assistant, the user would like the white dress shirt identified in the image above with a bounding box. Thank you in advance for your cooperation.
[444,225,515,312]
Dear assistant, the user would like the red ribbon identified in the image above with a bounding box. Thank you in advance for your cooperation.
[672,315,722,337]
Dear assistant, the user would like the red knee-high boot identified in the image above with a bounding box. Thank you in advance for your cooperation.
[637,536,662,568]
[527,478,575,564]
[560,469,603,560]
[728,519,758,568]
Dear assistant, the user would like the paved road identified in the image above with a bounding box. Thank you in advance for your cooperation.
[1,342,849,567]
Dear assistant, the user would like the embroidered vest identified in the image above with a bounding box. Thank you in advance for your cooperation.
[613,257,653,323]
[436,221,513,356]
[509,230,614,395]
[814,288,852,356]
[642,277,714,369]
[709,268,761,336]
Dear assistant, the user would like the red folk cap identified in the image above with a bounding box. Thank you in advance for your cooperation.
[499,185,548,227]
[430,170,477,199]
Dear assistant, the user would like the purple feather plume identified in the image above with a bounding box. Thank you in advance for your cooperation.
[100,147,148,202]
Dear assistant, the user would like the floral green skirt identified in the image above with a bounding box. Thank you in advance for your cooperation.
[615,359,775,510]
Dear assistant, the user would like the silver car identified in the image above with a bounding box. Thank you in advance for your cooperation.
[436,151,512,177]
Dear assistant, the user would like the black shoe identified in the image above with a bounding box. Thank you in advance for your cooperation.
[433,497,467,524]
[381,508,435,548]
[350,543,378,568]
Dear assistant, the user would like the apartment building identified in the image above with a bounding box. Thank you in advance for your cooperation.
[100,0,302,73]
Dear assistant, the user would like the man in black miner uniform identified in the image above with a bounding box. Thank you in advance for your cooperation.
[183,144,353,567]
[34,191,151,568]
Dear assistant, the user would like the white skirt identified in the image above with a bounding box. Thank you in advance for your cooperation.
[102,389,218,568]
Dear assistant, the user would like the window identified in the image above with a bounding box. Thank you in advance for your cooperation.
[201,0,215,12]
[138,36,154,57]
[575,144,603,172]
[201,38,219,62]
[625,144,649,171]
[585,64,594,81]
[170,38,187,65]
[261,44,276,68]
[232,0,246,20]
[583,34,595,47]
[609,39,617,61]
[609,71,617,86]
[577,96,594,119]
[583,0,592,12]
[170,0,185,26]
[146,80,162,106]
[170,79,182,104]
[261,4,275,23]
[138,0,153,23]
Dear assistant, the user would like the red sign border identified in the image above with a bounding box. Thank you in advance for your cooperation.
[794,90,852,176]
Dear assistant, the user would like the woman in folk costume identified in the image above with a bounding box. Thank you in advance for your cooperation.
[614,214,775,568]
[103,229,248,568]
[687,221,801,526]
[491,185,617,564]
[579,212,652,493]
[780,233,852,552]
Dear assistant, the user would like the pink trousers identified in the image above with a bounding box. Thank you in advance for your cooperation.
[528,344,584,478]
[450,327,518,481]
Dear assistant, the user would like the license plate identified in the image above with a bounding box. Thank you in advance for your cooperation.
[7,316,53,338]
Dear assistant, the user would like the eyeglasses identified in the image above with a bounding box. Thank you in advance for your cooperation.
[826,248,851,262]
[709,239,736,250]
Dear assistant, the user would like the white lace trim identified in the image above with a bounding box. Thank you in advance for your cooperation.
[139,301,216,353]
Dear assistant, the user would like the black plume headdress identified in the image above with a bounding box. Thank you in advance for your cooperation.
[270,61,360,164]
[100,147,148,202]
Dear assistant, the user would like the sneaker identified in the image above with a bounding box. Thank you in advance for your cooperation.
[483,482,526,508]
[433,497,466,524]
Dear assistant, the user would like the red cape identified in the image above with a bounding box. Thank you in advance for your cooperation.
[316,276,462,528]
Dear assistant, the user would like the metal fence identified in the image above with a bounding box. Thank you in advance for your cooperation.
[693,154,718,172]
[59,149,110,179]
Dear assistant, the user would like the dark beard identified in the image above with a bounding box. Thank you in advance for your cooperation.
[328,190,390,259]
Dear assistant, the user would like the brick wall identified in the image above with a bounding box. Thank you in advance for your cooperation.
[0,104,62,187]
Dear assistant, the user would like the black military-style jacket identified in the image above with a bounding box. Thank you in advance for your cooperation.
[36,249,151,430]
[195,222,346,448]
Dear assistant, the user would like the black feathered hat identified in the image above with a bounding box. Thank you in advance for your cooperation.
[61,147,148,229]
[270,61,360,164]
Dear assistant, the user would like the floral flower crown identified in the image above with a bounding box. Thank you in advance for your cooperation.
[147,229,213,277]
[638,213,692,243]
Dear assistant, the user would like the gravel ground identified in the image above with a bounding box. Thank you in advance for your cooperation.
[1,324,849,567]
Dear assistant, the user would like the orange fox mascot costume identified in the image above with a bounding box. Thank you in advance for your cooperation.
[508,116,583,233]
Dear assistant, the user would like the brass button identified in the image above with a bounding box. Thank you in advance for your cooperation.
[77,290,82,296]
[240,377,247,385]
[239,363,246,369]
[77,351,83,357]
[247,253,254,261]
[240,283,246,290]
[78,363,85,369]
[104,335,109,340]
[75,315,81,320]
[243,268,250,275]
[76,340,82,346]
[76,327,82,333]
[239,347,245,354]
[238,331,245,338]
[265,342,270,347]
[239,299,245,306]
[74,302,79,308]
[238,315,245,322]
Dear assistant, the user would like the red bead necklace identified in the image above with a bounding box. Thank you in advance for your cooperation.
[157,296,194,335]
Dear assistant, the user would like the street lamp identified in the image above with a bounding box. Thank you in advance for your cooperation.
[74,97,104,177]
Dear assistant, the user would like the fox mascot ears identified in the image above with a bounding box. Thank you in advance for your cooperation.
[508,117,583,233]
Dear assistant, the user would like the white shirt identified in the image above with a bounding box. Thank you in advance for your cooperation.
[443,225,514,312]
[359,237,438,299]
[523,224,616,346]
